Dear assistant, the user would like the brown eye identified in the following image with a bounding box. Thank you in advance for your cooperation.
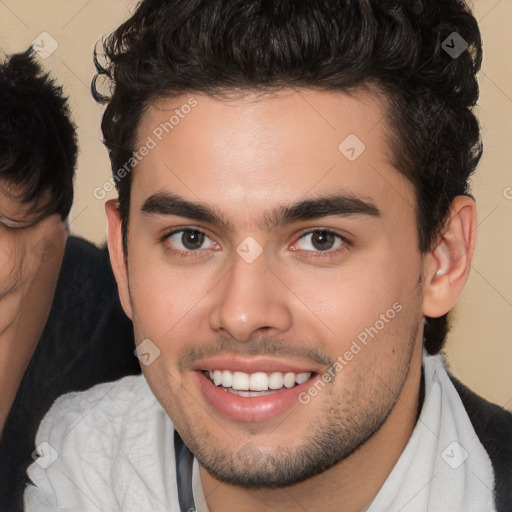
[181,230,205,250]
[295,230,344,252]
[310,231,336,251]
[166,229,217,252]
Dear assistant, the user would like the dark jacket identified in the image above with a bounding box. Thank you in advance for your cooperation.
[450,376,512,512]
[0,237,141,512]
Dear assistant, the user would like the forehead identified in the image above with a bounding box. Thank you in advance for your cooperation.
[132,88,414,225]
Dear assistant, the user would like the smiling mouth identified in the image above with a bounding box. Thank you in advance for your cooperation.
[202,369,315,397]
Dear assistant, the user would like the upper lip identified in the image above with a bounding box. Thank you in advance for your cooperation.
[190,355,320,375]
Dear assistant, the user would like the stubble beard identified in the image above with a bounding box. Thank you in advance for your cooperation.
[184,319,420,490]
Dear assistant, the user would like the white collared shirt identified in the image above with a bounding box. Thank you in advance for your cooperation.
[366,352,495,511]
[24,353,495,511]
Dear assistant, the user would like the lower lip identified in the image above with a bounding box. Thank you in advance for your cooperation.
[195,371,320,422]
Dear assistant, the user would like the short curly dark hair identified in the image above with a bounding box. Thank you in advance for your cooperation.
[0,48,78,220]
[92,0,483,355]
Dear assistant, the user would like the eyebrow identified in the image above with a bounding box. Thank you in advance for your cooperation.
[141,191,381,231]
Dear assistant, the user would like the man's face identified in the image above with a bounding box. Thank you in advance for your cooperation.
[0,184,66,338]
[115,88,429,487]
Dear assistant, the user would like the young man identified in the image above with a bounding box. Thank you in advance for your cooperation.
[0,50,140,511]
[25,1,512,511]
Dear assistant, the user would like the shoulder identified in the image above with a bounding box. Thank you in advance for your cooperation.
[48,235,118,320]
[26,375,178,511]
[34,374,157,445]
[449,373,512,511]
[449,373,512,448]
[57,236,115,290]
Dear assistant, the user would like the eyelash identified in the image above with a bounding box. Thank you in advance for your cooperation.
[162,227,216,259]
[161,228,351,259]
[293,229,350,258]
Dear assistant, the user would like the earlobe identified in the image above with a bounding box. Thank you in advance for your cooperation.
[422,196,477,318]
[105,199,133,320]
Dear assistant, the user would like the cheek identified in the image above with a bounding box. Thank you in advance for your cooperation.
[127,249,215,341]
[283,251,419,347]
[0,227,62,294]
[0,233,22,286]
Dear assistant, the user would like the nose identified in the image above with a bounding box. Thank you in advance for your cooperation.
[209,250,293,342]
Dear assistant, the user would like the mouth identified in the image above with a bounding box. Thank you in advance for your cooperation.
[194,364,320,423]
[202,369,314,397]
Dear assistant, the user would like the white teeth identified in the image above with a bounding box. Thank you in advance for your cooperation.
[232,371,250,390]
[227,389,277,397]
[283,372,295,388]
[221,370,232,388]
[295,372,310,385]
[249,372,268,391]
[206,369,312,392]
[213,370,223,386]
[268,372,284,389]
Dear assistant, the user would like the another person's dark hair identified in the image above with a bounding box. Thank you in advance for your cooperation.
[92,0,483,355]
[0,48,78,220]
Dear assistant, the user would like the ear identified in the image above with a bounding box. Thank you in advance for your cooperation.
[422,196,477,318]
[105,199,133,320]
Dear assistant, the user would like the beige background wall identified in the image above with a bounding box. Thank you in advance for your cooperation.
[0,1,510,408]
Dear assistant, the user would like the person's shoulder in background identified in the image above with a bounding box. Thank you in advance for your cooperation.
[0,235,141,512]
[24,373,171,512]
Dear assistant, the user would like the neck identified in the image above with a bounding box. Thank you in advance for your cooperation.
[200,341,424,512]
